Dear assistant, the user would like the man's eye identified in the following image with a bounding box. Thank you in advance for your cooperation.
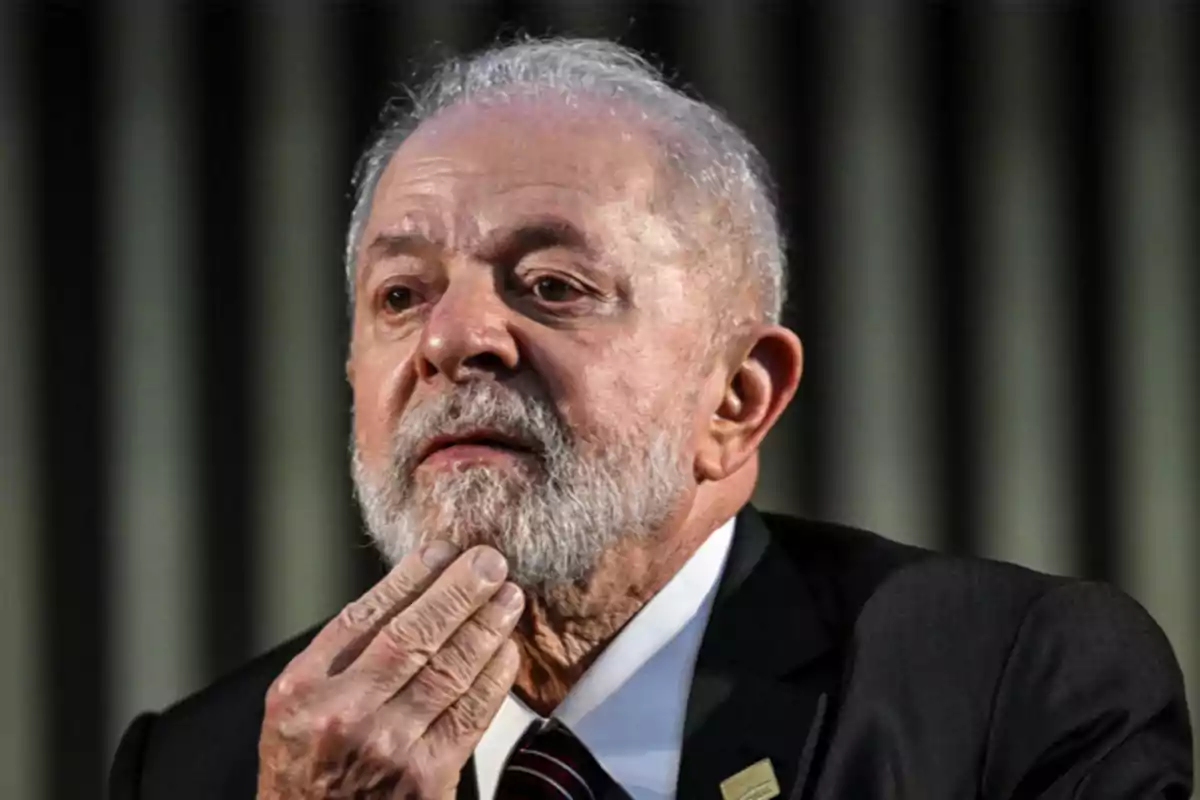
[531,276,579,303]
[382,286,415,314]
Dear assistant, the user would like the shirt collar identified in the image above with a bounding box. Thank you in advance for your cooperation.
[473,516,737,799]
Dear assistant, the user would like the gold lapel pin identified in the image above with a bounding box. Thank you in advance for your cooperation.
[719,758,781,800]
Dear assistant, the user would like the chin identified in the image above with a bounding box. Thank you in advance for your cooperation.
[419,523,507,554]
[413,491,523,549]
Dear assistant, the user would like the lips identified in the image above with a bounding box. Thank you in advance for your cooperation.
[416,429,537,464]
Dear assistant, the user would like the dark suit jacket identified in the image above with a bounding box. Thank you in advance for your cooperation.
[110,507,1193,799]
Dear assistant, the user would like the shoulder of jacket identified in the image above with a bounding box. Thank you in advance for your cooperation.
[855,554,1075,654]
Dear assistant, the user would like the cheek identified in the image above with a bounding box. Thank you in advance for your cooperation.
[349,346,416,457]
[351,384,389,463]
[568,344,698,436]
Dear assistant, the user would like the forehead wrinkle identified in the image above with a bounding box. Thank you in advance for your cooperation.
[366,96,697,286]
[382,210,445,239]
[364,206,450,254]
[376,171,618,262]
[375,155,480,204]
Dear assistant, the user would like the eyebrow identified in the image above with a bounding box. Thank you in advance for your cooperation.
[365,230,442,261]
[363,214,598,272]
[480,216,597,264]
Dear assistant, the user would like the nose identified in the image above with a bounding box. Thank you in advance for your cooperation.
[414,269,519,383]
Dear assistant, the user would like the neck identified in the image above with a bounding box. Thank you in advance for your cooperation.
[509,482,745,715]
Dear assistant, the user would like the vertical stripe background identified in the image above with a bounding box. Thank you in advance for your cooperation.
[0,5,44,800]
[0,3,1195,796]
[972,10,1075,576]
[28,5,111,798]
[824,7,938,549]
[1109,5,1199,740]
[104,0,200,753]
[250,0,351,654]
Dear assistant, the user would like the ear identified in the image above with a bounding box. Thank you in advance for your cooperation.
[695,324,803,482]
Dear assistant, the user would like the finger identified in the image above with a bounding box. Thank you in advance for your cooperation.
[351,640,518,800]
[345,545,509,698]
[407,639,520,772]
[388,582,525,736]
[283,540,462,686]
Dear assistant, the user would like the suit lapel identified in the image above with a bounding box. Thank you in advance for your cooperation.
[677,507,838,800]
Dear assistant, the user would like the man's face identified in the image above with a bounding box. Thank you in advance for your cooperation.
[348,97,715,588]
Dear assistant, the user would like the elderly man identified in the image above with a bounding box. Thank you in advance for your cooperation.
[110,37,1192,800]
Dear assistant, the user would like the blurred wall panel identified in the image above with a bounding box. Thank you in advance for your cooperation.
[391,0,484,63]
[683,0,770,138]
[823,9,938,548]
[192,1,258,682]
[1108,7,1199,763]
[683,0,808,519]
[537,0,629,36]
[103,0,202,757]
[0,8,45,800]
[29,5,110,796]
[252,0,353,648]
[973,12,1076,576]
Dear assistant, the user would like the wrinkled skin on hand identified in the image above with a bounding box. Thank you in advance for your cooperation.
[256,542,524,799]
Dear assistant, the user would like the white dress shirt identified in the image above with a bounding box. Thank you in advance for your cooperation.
[473,516,737,800]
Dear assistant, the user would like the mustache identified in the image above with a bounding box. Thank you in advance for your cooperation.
[389,382,570,476]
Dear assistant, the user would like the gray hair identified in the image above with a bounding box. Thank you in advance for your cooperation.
[344,36,787,325]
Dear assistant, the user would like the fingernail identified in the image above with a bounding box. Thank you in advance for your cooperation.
[471,547,507,582]
[422,540,459,569]
[495,583,523,610]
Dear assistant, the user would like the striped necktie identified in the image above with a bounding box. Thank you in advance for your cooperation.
[494,720,632,800]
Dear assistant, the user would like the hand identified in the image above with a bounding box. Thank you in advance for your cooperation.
[256,542,524,799]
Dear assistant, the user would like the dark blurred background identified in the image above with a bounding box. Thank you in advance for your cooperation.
[0,2,1197,797]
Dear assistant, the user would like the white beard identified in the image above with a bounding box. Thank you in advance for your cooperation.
[352,381,692,589]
